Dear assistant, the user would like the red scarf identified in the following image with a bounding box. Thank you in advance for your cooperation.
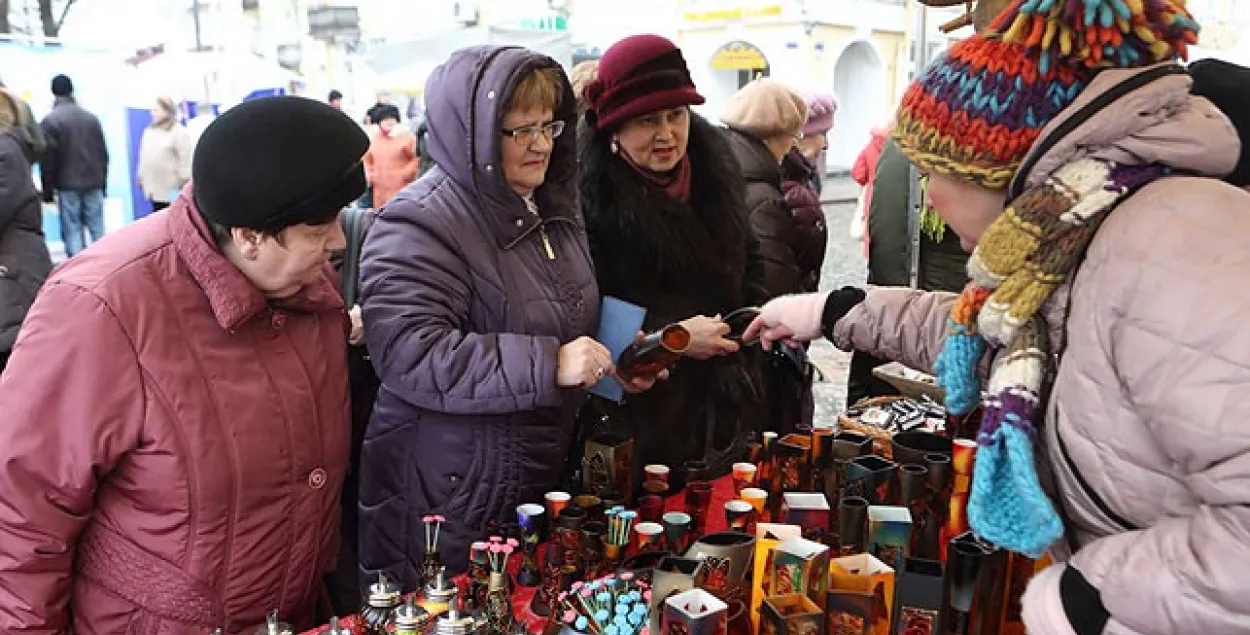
[621,150,693,203]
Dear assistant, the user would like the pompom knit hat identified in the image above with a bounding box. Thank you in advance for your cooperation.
[893,0,1199,190]
[891,0,1199,557]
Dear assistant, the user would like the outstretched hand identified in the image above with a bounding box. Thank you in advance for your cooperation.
[741,292,832,350]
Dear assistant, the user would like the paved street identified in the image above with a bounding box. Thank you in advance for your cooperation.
[809,176,867,423]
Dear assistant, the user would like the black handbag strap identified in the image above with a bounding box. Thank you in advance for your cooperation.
[341,208,369,307]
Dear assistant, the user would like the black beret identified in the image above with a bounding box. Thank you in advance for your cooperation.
[1189,58,1250,187]
[192,96,369,230]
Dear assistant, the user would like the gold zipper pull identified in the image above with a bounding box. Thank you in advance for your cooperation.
[540,227,556,260]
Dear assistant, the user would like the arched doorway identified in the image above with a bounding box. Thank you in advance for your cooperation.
[831,40,885,171]
[707,40,770,116]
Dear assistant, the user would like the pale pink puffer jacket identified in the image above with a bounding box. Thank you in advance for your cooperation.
[833,66,1250,635]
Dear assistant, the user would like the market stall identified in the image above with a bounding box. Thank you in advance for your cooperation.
[299,391,1047,635]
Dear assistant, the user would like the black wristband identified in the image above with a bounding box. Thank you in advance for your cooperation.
[1059,566,1111,635]
[821,286,867,340]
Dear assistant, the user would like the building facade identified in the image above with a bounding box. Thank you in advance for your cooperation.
[675,0,943,169]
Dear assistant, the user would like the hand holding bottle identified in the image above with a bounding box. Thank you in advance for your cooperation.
[679,315,739,360]
[557,336,615,389]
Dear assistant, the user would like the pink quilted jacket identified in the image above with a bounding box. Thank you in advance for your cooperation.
[832,66,1250,634]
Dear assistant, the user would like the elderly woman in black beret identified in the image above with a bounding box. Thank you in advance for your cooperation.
[0,96,365,633]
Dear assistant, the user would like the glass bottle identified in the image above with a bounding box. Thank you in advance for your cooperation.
[616,324,690,381]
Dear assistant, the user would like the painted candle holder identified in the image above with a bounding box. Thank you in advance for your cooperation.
[686,480,715,534]
[837,496,869,556]
[685,531,757,600]
[580,521,607,579]
[920,453,952,562]
[663,511,694,555]
[891,558,944,635]
[897,464,930,560]
[546,491,573,520]
[635,521,665,553]
[774,434,812,494]
[663,588,729,635]
[530,542,566,617]
[759,593,823,635]
[946,440,977,561]
[829,552,895,635]
[517,503,547,587]
[943,531,1007,635]
[748,523,803,633]
[467,541,490,607]
[867,506,913,574]
[827,432,874,525]
[583,432,635,504]
[758,431,779,493]
[485,571,516,634]
[781,492,832,545]
[769,535,831,609]
[724,499,755,534]
[650,556,705,634]
[844,456,898,506]
[810,426,835,493]
[620,549,672,586]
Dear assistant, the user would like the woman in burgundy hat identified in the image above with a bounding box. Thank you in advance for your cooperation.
[577,34,769,481]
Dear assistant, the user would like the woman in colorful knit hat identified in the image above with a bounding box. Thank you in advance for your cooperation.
[746,1,1250,632]
[578,34,768,481]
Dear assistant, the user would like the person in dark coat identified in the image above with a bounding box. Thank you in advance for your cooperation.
[0,89,53,374]
[779,92,834,294]
[845,139,969,405]
[720,78,809,298]
[40,74,109,257]
[357,46,647,586]
[579,34,768,479]
[0,78,46,163]
[0,95,366,633]
[780,151,825,293]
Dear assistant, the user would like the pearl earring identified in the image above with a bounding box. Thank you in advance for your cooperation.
[610,138,619,154]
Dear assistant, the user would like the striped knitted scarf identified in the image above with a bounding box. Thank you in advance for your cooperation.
[935,156,1169,556]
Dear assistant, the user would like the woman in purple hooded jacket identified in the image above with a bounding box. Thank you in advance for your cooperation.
[356,46,651,587]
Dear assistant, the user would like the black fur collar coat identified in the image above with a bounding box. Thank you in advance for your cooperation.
[577,112,768,477]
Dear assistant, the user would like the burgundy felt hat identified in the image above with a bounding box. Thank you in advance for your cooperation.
[584,34,705,131]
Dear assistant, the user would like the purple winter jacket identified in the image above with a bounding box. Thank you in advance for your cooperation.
[356,46,598,588]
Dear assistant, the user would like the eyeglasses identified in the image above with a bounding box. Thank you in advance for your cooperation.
[501,120,566,145]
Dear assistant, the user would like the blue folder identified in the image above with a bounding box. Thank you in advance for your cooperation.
[588,296,647,403]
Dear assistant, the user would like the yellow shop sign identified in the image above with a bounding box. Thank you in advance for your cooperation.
[711,40,770,70]
[683,5,783,23]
